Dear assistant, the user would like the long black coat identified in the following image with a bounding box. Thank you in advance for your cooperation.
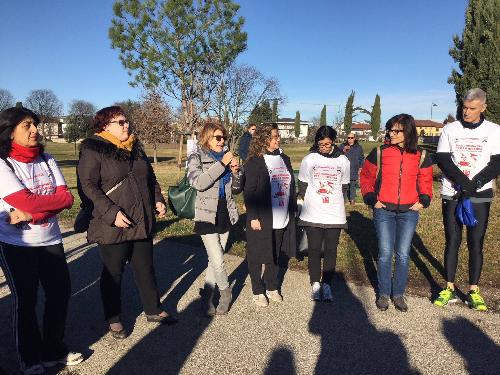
[243,153,297,263]
[77,135,165,245]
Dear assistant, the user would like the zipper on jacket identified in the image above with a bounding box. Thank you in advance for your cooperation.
[396,150,403,213]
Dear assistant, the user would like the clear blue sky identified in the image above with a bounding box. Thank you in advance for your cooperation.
[0,0,468,123]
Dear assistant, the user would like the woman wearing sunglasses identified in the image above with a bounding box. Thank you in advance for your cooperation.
[243,123,297,307]
[187,123,241,316]
[298,126,350,302]
[360,114,433,312]
[77,106,176,340]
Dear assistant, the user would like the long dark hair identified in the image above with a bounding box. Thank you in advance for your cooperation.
[310,126,337,152]
[0,107,41,158]
[385,114,418,153]
[247,123,278,159]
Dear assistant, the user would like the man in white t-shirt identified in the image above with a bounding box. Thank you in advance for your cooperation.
[434,88,500,311]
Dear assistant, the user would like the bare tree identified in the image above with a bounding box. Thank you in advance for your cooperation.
[25,89,63,140]
[0,89,15,111]
[65,100,97,153]
[134,91,173,164]
[208,64,282,150]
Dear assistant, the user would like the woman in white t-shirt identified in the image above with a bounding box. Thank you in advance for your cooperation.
[0,107,83,374]
[298,126,350,301]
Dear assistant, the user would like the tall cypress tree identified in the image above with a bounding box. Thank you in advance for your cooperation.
[371,94,381,139]
[261,100,273,123]
[344,91,355,135]
[448,0,499,122]
[320,105,327,126]
[272,99,278,122]
[294,111,301,138]
[248,104,261,125]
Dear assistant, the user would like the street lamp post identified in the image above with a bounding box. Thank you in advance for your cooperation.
[431,102,438,120]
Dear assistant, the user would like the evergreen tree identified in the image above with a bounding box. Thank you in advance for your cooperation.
[272,99,278,122]
[260,100,273,123]
[371,94,381,139]
[294,111,301,138]
[320,105,327,126]
[448,0,499,122]
[248,104,261,125]
[344,91,355,135]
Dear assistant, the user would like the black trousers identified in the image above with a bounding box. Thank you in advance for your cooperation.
[247,229,284,295]
[0,242,70,367]
[99,238,162,323]
[305,227,341,284]
[442,199,491,285]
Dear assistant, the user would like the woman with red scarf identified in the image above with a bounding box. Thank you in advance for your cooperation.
[0,107,82,374]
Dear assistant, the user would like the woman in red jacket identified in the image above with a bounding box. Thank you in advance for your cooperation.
[360,114,433,312]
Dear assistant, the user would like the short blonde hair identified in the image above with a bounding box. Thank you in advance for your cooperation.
[198,123,227,150]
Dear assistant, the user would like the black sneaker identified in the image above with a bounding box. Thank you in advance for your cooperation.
[393,296,408,312]
[376,295,390,311]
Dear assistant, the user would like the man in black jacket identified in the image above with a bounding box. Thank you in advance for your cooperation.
[238,123,256,161]
[434,88,500,311]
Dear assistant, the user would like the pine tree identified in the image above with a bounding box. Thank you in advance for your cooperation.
[248,104,261,125]
[320,105,327,126]
[272,99,278,122]
[260,100,273,123]
[448,0,499,122]
[371,94,381,139]
[344,91,355,135]
[294,111,301,138]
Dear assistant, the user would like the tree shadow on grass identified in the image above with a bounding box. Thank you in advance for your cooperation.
[443,317,500,375]
[309,272,420,375]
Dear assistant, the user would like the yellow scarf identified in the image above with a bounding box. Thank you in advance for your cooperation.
[96,131,136,152]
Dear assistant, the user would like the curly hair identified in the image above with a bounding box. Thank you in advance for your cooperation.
[247,123,278,159]
[0,107,41,158]
[93,106,126,133]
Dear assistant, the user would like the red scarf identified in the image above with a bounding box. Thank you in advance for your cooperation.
[9,142,41,163]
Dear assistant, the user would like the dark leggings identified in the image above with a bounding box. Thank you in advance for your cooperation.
[305,227,341,285]
[442,199,491,285]
[99,238,162,323]
[0,242,70,367]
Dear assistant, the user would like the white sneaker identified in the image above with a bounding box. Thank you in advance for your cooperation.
[266,289,283,303]
[322,283,333,302]
[43,352,84,367]
[22,364,45,375]
[253,293,268,307]
[311,282,322,301]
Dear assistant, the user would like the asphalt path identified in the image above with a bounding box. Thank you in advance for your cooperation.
[0,228,499,375]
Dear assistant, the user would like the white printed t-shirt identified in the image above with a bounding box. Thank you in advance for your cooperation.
[263,154,292,229]
[437,119,500,197]
[0,154,65,246]
[298,152,350,225]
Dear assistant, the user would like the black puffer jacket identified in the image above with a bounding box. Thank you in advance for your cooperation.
[77,135,165,245]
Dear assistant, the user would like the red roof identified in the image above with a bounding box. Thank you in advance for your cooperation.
[351,122,371,130]
[415,120,444,128]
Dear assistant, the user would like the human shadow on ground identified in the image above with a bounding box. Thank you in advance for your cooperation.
[443,317,500,375]
[264,346,297,375]
[345,210,378,291]
[309,272,420,375]
[106,252,249,375]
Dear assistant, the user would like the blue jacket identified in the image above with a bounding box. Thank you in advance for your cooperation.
[238,132,252,161]
[339,142,365,180]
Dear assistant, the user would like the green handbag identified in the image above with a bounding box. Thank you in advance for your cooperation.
[168,173,196,219]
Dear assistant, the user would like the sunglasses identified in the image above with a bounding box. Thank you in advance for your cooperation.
[108,119,129,126]
[389,129,404,135]
[347,137,355,139]
[213,135,227,142]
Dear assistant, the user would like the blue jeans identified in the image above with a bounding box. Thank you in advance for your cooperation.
[373,208,419,297]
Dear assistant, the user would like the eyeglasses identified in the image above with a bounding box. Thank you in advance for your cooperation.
[347,136,355,139]
[108,119,129,126]
[389,129,404,135]
[213,135,227,142]
[318,142,333,148]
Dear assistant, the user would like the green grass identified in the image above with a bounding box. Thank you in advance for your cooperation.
[45,141,500,309]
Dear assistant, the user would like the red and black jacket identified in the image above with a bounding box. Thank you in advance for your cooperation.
[360,145,433,212]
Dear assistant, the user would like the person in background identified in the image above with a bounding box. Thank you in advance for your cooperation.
[360,114,433,312]
[433,88,500,311]
[298,126,350,302]
[238,123,256,161]
[339,132,364,205]
[187,123,242,316]
[243,123,297,307]
[77,106,176,340]
[0,107,83,375]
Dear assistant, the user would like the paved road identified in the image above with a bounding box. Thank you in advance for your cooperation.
[1,229,499,375]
